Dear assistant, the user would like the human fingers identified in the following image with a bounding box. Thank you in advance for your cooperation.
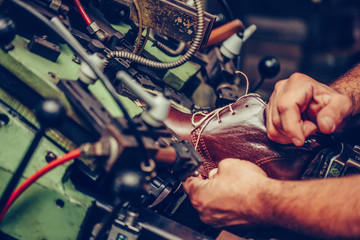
[266,84,293,145]
[277,103,318,146]
[182,176,207,196]
[266,79,306,145]
[185,159,270,227]
[276,74,318,146]
[267,73,319,146]
[302,120,318,138]
[276,101,306,146]
[315,94,353,134]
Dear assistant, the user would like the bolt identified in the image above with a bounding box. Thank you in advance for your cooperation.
[3,43,14,52]
[48,72,56,79]
[55,199,65,208]
[0,114,10,127]
[72,56,81,64]
[45,151,57,163]
[119,10,126,18]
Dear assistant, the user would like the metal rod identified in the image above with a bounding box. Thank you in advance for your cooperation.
[0,128,45,213]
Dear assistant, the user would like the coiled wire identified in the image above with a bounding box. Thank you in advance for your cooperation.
[153,41,186,57]
[107,0,205,69]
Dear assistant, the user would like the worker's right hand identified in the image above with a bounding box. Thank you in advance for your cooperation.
[266,73,353,146]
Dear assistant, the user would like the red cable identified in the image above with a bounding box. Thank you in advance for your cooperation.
[0,148,81,222]
[74,0,92,26]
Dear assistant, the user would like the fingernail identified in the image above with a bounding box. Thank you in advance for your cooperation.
[208,168,218,178]
[292,137,303,146]
[322,116,336,132]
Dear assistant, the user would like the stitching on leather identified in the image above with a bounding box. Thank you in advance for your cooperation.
[191,94,267,173]
[191,129,212,169]
[191,127,217,173]
[203,161,216,172]
[190,128,199,146]
[191,95,265,147]
[199,135,214,164]
[256,156,285,166]
[192,94,265,129]
[255,155,282,164]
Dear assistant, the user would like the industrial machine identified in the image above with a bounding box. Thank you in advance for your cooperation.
[2,0,360,239]
[0,0,264,239]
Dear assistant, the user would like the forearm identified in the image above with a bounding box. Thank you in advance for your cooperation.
[331,64,360,115]
[262,175,360,239]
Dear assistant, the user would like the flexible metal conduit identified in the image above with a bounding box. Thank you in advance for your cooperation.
[154,41,186,57]
[107,0,205,69]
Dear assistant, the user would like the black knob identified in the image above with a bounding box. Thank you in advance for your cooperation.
[258,56,280,79]
[0,16,16,46]
[114,170,144,202]
[35,99,66,128]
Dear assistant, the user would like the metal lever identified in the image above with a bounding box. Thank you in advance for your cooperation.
[116,71,171,127]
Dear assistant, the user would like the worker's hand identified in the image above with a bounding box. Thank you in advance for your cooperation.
[266,73,353,146]
[183,158,270,228]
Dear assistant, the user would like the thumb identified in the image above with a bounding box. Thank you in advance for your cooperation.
[316,96,352,134]
[317,114,336,134]
[183,176,206,195]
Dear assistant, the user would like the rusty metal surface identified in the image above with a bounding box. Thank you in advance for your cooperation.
[129,0,215,46]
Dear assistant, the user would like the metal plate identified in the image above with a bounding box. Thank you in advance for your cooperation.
[129,0,215,46]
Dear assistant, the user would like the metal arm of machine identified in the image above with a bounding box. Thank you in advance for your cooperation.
[116,71,171,127]
[57,77,202,180]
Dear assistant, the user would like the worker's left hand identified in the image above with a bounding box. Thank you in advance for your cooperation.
[183,158,271,228]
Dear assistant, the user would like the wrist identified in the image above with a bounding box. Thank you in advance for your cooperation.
[249,177,282,224]
[339,92,357,116]
[331,78,360,116]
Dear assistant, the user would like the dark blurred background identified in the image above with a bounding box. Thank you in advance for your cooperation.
[204,0,360,99]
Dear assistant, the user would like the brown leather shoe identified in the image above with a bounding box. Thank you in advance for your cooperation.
[165,94,325,180]
[164,107,195,142]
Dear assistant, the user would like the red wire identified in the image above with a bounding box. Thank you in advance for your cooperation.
[74,0,92,26]
[0,148,81,222]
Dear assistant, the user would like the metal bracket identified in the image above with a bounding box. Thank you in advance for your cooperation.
[49,0,62,11]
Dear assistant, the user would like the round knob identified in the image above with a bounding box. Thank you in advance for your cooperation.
[0,16,16,46]
[113,170,144,201]
[35,99,66,128]
[258,56,280,79]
